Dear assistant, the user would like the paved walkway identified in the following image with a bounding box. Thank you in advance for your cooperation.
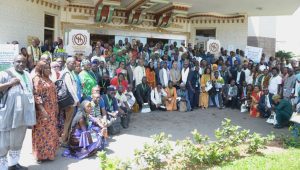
[19,108,288,170]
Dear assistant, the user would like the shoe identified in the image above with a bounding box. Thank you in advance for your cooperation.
[8,164,28,170]
[274,124,283,129]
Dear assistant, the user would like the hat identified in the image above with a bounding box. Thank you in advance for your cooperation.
[107,85,116,92]
[91,56,101,62]
[272,94,281,101]
[212,64,218,69]
[81,59,90,67]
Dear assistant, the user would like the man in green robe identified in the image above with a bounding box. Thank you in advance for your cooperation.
[272,95,292,129]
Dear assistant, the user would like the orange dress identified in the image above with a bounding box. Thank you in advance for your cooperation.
[32,76,59,160]
[250,91,262,117]
[165,87,177,111]
[146,68,156,89]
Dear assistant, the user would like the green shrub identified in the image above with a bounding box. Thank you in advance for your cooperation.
[282,125,300,148]
[99,119,274,169]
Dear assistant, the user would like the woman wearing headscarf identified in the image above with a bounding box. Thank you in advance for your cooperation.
[63,100,106,159]
[145,62,156,89]
[79,59,97,98]
[32,61,59,162]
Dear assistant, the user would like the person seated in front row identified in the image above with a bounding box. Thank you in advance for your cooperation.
[150,83,167,111]
[90,93,108,139]
[125,84,136,110]
[116,85,131,113]
[165,81,177,111]
[101,86,120,127]
[177,83,191,111]
[272,95,293,129]
[223,79,238,109]
[258,88,273,118]
[63,100,106,159]
[86,85,101,101]
[99,73,110,95]
[135,77,151,110]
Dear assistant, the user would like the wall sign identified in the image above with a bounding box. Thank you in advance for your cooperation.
[66,29,92,56]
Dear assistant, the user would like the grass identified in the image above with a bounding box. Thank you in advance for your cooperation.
[214,149,300,170]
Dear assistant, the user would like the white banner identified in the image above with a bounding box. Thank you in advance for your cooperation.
[0,44,19,71]
[66,29,92,56]
[207,39,221,54]
[245,46,263,63]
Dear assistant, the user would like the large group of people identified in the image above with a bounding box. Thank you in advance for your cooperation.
[0,37,298,169]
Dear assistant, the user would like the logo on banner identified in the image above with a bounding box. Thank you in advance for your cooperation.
[209,42,220,53]
[66,29,92,56]
[207,39,221,54]
[72,33,87,45]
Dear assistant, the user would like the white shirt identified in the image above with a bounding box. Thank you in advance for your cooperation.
[259,64,267,72]
[162,68,169,87]
[116,92,127,107]
[133,66,146,86]
[236,71,241,84]
[125,91,136,108]
[265,95,271,108]
[243,69,251,85]
[268,75,282,95]
[151,88,167,105]
[181,67,189,84]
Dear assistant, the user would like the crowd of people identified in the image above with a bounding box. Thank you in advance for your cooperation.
[0,37,298,170]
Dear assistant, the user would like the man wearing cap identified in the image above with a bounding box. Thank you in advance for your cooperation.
[101,86,120,127]
[272,95,292,129]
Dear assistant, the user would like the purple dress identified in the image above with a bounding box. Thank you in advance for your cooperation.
[62,114,106,159]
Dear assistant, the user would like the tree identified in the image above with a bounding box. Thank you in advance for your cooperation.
[275,50,295,59]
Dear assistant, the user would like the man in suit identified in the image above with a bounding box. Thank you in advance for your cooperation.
[127,59,136,88]
[258,88,273,118]
[223,79,239,109]
[232,64,245,87]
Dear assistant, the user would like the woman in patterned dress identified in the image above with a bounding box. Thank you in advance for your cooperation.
[32,61,59,162]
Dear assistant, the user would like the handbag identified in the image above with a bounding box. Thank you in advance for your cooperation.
[179,101,187,112]
[121,114,129,129]
[141,103,151,113]
[108,117,121,135]
[266,112,277,125]
[55,72,75,109]
[205,80,213,92]
[240,101,248,113]
[290,112,300,123]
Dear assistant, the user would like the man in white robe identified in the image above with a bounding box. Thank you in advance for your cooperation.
[0,55,36,170]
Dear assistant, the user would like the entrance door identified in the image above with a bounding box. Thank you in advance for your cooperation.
[147,38,169,46]
[195,29,216,49]
[90,34,115,47]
